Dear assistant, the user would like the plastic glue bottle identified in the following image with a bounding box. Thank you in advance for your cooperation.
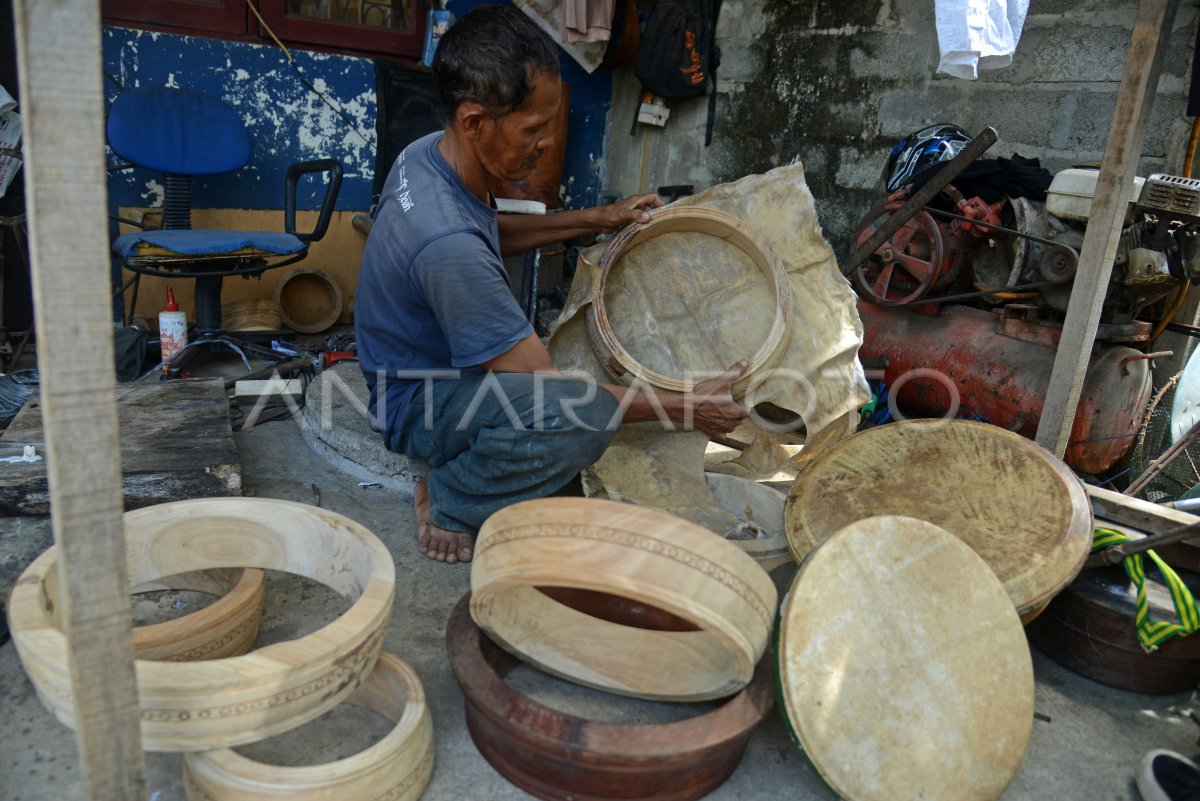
[158,286,188,372]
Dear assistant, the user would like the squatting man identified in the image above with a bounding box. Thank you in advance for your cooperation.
[356,5,747,564]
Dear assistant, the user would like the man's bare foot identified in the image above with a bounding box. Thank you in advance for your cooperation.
[414,477,474,564]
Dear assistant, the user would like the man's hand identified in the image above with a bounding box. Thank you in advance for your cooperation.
[497,193,664,256]
[593,193,664,231]
[683,361,749,441]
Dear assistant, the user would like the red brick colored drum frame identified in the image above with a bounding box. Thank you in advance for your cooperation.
[447,593,774,801]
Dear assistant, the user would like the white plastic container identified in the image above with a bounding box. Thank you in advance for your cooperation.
[1045,167,1145,223]
[158,286,188,372]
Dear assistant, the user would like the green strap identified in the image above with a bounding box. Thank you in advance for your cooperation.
[1092,527,1200,652]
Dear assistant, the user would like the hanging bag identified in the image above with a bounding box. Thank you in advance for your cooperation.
[631,0,722,145]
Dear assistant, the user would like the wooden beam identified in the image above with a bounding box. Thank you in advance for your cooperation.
[11,0,146,797]
[1087,483,1200,535]
[1035,0,1179,456]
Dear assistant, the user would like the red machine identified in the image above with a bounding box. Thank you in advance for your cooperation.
[850,124,1200,474]
[848,180,1198,473]
[857,301,1151,474]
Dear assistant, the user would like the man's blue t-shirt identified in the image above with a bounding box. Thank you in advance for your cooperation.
[355,132,533,439]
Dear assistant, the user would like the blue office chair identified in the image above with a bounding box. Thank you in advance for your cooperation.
[107,86,342,375]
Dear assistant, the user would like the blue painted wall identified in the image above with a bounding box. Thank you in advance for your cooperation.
[104,27,377,212]
[103,3,612,217]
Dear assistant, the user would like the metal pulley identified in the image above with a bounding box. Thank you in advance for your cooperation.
[971,198,1080,292]
[1038,244,1079,284]
[850,203,953,306]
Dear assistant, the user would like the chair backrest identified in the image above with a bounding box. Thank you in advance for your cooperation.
[107,87,252,177]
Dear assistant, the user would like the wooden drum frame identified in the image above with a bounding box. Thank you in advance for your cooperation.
[132,568,266,662]
[776,516,1034,801]
[470,498,778,702]
[704,472,792,574]
[448,594,773,801]
[584,207,793,396]
[785,418,1093,620]
[7,498,395,752]
[183,651,434,801]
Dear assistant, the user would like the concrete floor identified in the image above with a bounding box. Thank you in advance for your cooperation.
[3,400,1200,800]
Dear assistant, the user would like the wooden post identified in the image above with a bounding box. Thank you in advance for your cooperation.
[1035,0,1179,456]
[12,0,146,798]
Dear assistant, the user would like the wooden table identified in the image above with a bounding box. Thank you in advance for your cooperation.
[0,377,240,515]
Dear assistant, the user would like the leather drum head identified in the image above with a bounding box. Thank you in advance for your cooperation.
[785,419,1092,619]
[776,515,1034,801]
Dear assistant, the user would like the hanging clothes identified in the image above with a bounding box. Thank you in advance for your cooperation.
[514,0,608,72]
[564,0,615,43]
[935,0,1030,80]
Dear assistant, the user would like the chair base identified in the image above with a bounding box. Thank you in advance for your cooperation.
[166,332,290,378]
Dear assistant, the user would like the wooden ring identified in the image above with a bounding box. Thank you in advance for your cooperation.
[469,497,778,701]
[220,298,283,332]
[274,267,343,334]
[183,651,434,801]
[7,498,395,751]
[132,568,266,662]
[705,472,793,573]
[448,593,774,801]
[784,418,1092,619]
[776,516,1034,801]
[584,206,792,395]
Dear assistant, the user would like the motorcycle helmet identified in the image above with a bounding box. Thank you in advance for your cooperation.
[882,123,972,193]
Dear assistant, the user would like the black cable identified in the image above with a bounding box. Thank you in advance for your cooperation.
[896,281,1054,306]
[289,62,374,150]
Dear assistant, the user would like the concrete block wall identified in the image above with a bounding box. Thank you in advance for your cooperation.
[602,0,1199,257]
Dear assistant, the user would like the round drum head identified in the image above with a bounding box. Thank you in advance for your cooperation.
[785,419,1092,618]
[777,515,1034,801]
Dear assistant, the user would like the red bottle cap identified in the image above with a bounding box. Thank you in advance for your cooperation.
[165,286,179,312]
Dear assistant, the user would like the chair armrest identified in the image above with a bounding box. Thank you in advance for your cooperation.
[284,158,343,244]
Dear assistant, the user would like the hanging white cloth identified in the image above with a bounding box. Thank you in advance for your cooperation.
[935,0,1030,80]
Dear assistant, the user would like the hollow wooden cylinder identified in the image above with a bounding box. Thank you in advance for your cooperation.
[184,651,435,801]
[470,497,778,701]
[1026,565,1200,693]
[220,298,283,332]
[584,206,792,397]
[705,472,792,573]
[447,593,773,801]
[7,498,395,751]
[785,418,1092,619]
[132,568,265,662]
[274,267,343,334]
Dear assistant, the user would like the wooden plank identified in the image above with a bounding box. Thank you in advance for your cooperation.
[1034,0,1179,456]
[0,379,241,515]
[11,0,147,796]
[1087,483,1200,571]
[1087,483,1200,535]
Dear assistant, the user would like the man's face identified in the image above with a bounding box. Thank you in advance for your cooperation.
[479,70,562,185]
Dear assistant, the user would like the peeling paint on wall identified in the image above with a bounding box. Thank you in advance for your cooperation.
[104,10,613,216]
[104,27,377,213]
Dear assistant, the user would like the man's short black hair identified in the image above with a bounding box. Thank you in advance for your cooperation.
[432,5,560,122]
